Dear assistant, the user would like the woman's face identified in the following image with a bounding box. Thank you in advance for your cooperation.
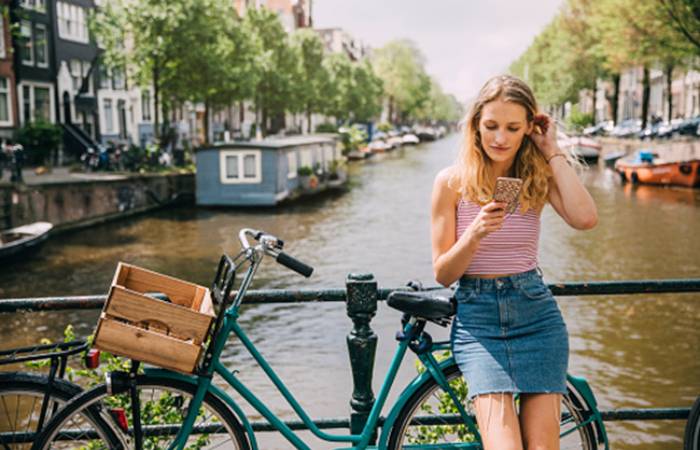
[477,98,533,170]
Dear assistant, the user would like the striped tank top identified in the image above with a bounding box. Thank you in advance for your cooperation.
[456,198,540,275]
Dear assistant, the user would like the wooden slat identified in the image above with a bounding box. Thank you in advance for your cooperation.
[105,286,213,343]
[123,265,197,307]
[94,319,202,374]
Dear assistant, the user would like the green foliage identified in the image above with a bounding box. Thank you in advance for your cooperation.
[314,123,338,133]
[297,165,313,176]
[339,126,367,154]
[15,121,63,165]
[377,122,392,132]
[290,29,329,130]
[567,104,595,131]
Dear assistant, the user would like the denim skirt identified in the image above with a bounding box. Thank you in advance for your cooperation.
[450,269,569,400]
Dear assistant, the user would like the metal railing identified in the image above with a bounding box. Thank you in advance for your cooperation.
[1,276,698,437]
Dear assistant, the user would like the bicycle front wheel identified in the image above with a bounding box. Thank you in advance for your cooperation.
[684,396,700,450]
[387,363,598,450]
[32,375,249,450]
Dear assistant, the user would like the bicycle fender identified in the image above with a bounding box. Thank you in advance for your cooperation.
[377,357,457,448]
[566,373,598,408]
[143,368,259,450]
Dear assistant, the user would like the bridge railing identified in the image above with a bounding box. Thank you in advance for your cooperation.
[1,276,698,437]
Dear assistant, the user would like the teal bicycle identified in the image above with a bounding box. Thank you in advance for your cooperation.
[32,228,609,449]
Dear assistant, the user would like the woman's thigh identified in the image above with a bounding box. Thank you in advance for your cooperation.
[473,393,523,450]
[519,393,562,450]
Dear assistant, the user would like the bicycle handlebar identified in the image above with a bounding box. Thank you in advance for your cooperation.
[238,228,314,278]
[276,252,313,278]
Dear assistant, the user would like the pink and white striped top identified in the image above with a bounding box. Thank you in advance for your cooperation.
[456,198,540,275]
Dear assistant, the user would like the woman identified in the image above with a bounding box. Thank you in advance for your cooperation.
[431,75,597,450]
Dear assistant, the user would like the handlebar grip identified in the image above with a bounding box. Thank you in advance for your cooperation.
[276,252,313,278]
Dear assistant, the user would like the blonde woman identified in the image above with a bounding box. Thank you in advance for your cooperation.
[431,75,597,450]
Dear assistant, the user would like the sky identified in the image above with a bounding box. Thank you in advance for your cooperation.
[313,0,564,104]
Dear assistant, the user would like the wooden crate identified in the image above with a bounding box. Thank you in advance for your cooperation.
[94,262,215,374]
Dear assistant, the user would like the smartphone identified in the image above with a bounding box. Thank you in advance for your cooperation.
[493,177,523,214]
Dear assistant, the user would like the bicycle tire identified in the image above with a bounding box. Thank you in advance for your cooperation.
[32,375,249,450]
[386,363,598,450]
[684,396,700,450]
[0,372,82,449]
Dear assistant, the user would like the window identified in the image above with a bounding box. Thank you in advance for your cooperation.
[70,59,81,91]
[287,151,297,179]
[103,99,113,133]
[219,150,261,184]
[34,24,47,67]
[19,82,54,124]
[142,90,151,121]
[0,78,11,124]
[323,145,334,170]
[21,0,45,12]
[20,21,33,66]
[112,67,125,90]
[300,148,312,168]
[57,2,88,43]
[0,17,6,58]
[99,66,111,89]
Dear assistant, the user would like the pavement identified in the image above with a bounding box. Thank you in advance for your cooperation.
[0,167,132,185]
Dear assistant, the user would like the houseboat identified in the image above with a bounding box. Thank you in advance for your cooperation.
[195,135,347,206]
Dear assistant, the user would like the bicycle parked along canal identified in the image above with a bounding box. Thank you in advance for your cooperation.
[31,228,610,449]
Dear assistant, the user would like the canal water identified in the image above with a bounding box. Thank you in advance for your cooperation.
[1,134,699,449]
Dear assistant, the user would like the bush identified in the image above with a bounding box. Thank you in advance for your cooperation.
[566,105,594,132]
[315,123,337,133]
[377,122,392,133]
[339,126,367,154]
[297,165,313,176]
[15,121,63,166]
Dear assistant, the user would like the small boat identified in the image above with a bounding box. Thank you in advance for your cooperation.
[615,151,700,187]
[347,146,374,161]
[368,140,392,153]
[402,134,420,145]
[603,151,627,168]
[557,133,601,163]
[0,222,53,263]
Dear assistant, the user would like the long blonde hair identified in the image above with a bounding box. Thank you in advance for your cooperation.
[449,75,565,213]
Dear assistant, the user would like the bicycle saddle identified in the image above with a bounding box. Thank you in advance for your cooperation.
[387,288,456,325]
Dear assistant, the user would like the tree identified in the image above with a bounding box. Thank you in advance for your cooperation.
[323,52,354,122]
[290,30,328,133]
[244,7,297,136]
[347,60,383,123]
[657,0,700,53]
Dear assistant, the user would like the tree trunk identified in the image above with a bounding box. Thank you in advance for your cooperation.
[641,66,650,130]
[261,107,268,137]
[666,64,673,121]
[307,106,312,134]
[591,78,597,124]
[612,73,621,125]
[204,99,210,146]
[153,65,160,140]
[388,96,394,124]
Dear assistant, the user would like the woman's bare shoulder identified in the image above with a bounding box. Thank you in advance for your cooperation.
[433,166,461,203]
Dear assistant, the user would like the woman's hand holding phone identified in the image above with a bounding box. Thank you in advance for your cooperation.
[468,201,506,241]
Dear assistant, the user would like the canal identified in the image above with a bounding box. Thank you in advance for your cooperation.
[1,133,699,449]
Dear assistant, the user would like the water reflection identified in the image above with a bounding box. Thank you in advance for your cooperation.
[1,135,698,449]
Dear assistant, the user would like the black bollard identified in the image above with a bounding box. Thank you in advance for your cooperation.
[345,273,378,439]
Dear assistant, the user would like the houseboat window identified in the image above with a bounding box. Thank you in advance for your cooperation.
[243,155,256,178]
[34,24,48,67]
[226,155,239,178]
[220,150,261,184]
[20,21,33,66]
[287,151,297,179]
[324,145,334,170]
[300,148,312,169]
[0,78,10,124]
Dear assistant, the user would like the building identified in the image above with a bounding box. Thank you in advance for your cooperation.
[0,0,18,140]
[315,27,369,62]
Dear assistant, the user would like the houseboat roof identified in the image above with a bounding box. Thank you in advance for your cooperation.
[198,135,338,152]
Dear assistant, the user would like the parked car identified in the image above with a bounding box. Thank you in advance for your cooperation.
[656,118,683,139]
[638,121,665,140]
[677,115,700,136]
[610,119,642,138]
[583,120,613,136]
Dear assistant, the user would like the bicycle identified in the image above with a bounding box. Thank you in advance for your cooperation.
[0,340,110,448]
[32,228,610,449]
[685,396,700,450]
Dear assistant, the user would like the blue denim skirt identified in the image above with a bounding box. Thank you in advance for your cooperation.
[450,269,569,400]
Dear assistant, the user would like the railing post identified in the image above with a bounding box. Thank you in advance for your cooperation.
[345,273,378,438]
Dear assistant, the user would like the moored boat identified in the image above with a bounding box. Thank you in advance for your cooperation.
[615,151,700,187]
[603,151,627,168]
[0,222,53,263]
[557,133,601,163]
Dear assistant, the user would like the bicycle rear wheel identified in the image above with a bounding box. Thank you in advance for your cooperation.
[387,363,598,450]
[0,372,83,449]
[32,375,249,450]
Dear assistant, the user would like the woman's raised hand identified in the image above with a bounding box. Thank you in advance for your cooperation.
[468,201,507,240]
[529,113,560,159]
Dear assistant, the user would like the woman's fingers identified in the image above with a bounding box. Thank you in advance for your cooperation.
[483,201,507,212]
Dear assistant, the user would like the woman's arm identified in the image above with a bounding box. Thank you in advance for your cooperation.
[431,168,506,286]
[546,158,598,230]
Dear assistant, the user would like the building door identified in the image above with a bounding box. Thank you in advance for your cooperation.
[118,100,127,140]
[63,92,71,124]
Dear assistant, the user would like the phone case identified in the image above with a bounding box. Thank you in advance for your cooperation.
[493,177,523,214]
